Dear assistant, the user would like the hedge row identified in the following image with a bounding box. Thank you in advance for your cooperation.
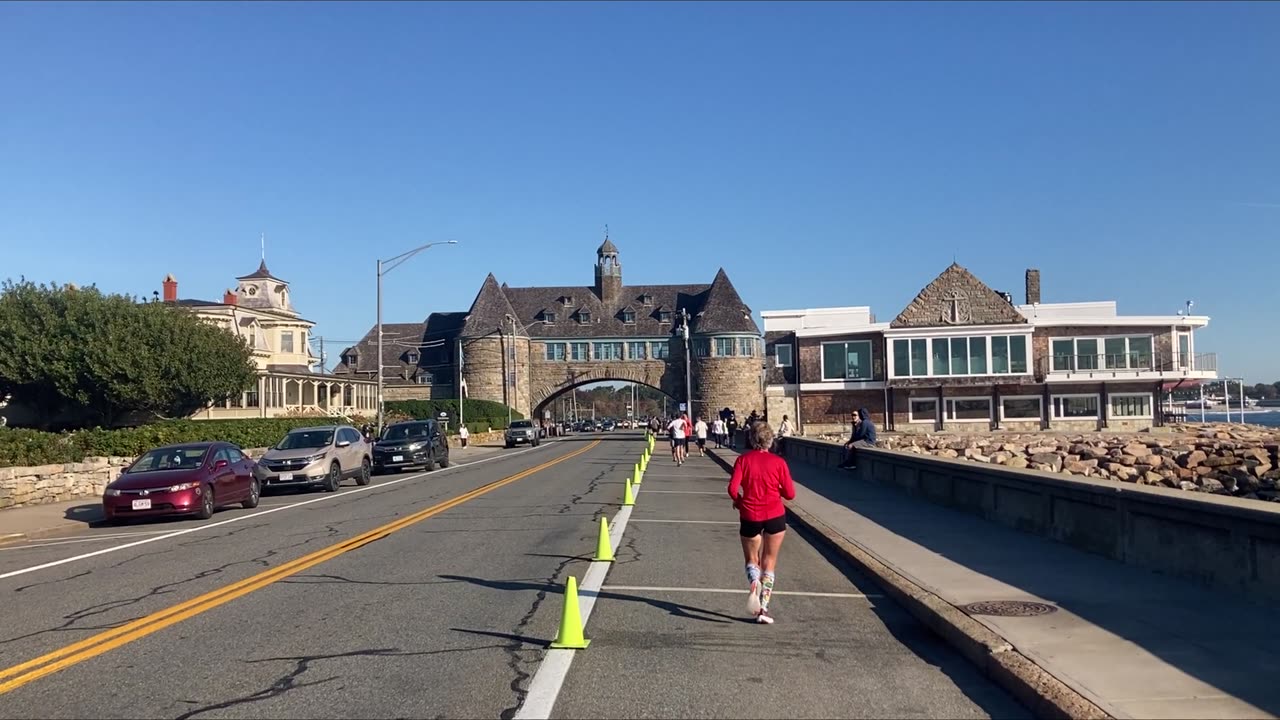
[0,418,348,468]
[384,399,522,430]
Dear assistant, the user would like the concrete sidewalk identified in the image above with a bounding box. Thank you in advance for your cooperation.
[0,442,512,545]
[710,447,1279,719]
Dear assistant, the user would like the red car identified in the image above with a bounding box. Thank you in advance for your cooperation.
[102,442,260,523]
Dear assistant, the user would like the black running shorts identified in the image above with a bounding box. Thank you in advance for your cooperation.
[739,515,786,538]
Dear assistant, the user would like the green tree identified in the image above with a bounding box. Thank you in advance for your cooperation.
[1251,383,1278,400]
[0,280,257,428]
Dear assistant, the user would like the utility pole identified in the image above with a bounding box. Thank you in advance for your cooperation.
[679,307,692,416]
[457,337,465,431]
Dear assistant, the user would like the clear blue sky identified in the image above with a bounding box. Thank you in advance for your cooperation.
[2,1,1277,382]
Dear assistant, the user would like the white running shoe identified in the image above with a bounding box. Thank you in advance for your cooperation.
[747,580,762,614]
[755,609,774,624]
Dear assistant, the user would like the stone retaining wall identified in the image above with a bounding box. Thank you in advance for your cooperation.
[817,423,1280,504]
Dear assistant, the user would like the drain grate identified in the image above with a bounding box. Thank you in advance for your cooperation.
[961,600,1058,617]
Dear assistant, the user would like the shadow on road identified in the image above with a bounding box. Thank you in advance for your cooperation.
[63,503,104,526]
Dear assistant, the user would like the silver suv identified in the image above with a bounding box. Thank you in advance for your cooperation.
[255,425,372,492]
[505,419,540,448]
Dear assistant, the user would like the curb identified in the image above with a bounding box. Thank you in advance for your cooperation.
[705,448,1110,720]
[0,532,27,547]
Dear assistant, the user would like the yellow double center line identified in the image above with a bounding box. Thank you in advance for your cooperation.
[0,439,601,696]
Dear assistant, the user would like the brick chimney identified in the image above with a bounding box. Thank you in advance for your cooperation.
[162,274,178,303]
[223,289,238,305]
[1025,268,1041,305]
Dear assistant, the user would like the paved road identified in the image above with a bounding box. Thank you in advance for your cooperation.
[0,432,1025,719]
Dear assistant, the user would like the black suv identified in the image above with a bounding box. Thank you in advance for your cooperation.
[372,420,450,474]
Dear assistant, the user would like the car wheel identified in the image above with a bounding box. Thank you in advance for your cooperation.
[424,453,437,472]
[325,462,341,492]
[196,485,215,520]
[505,442,514,449]
[438,451,450,469]
[242,479,261,509]
[357,458,372,486]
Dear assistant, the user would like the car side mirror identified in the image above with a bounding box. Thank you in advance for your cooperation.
[336,440,351,448]
[213,460,229,470]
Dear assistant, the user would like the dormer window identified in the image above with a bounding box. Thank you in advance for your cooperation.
[658,310,673,323]
[621,310,636,324]
[542,311,557,324]
[406,350,420,365]
[640,294,653,306]
[561,295,575,307]
[577,310,591,324]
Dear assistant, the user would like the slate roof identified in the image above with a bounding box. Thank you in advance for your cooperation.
[236,259,282,281]
[598,238,619,255]
[689,268,758,334]
[173,299,312,323]
[332,312,467,380]
[459,273,522,338]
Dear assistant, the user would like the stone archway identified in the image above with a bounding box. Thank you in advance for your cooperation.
[530,361,679,421]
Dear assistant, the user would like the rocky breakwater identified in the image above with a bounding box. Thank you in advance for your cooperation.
[874,424,1280,502]
[0,448,269,510]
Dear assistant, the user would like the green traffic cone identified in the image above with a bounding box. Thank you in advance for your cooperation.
[593,516,614,562]
[549,576,591,649]
[623,477,635,506]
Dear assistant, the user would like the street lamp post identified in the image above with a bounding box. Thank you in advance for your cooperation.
[376,240,458,435]
[679,307,692,415]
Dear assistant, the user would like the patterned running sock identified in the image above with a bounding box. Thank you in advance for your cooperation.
[760,572,775,611]
[745,563,761,585]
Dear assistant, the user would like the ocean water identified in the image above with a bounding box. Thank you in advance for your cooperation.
[1193,411,1280,429]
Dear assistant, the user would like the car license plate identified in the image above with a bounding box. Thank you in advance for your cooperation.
[279,473,294,481]
[392,455,404,462]
[131,498,152,511]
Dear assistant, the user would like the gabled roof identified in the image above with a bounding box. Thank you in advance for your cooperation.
[690,268,758,334]
[500,283,708,339]
[890,263,1028,328]
[460,273,521,337]
[236,259,282,281]
[332,311,467,378]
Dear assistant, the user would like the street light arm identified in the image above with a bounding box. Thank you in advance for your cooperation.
[381,240,458,275]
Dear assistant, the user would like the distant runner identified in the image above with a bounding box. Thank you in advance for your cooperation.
[727,421,796,624]
[667,414,690,466]
[694,416,709,457]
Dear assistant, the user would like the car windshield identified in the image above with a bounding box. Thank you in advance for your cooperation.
[510,420,533,429]
[130,447,209,472]
[277,430,334,450]
[383,424,431,441]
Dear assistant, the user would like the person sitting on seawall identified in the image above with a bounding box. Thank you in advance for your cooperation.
[838,408,877,469]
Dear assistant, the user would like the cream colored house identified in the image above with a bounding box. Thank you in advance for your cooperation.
[164,261,378,420]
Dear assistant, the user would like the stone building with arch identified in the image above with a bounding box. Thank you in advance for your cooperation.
[334,239,765,422]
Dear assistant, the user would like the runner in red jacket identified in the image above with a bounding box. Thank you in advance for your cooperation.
[727,421,796,624]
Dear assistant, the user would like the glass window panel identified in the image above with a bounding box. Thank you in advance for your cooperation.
[570,343,590,361]
[1009,335,1028,373]
[716,337,734,356]
[739,338,755,357]
[846,342,872,380]
[910,399,937,420]
[1052,340,1074,372]
[650,341,670,359]
[775,344,792,367]
[545,343,566,361]
[969,336,987,374]
[1178,334,1190,368]
[627,342,646,360]
[1002,398,1041,419]
[1128,336,1152,369]
[893,340,910,377]
[1104,338,1127,369]
[949,399,991,420]
[950,337,968,375]
[823,343,846,380]
[280,331,294,353]
[1054,396,1099,418]
[1076,339,1099,370]
[991,336,1009,374]
[1110,394,1151,417]
[932,338,950,376]
[910,339,928,376]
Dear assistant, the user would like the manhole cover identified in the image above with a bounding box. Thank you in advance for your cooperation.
[961,600,1058,617]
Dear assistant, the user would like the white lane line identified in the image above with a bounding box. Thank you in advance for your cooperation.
[0,528,184,551]
[598,585,882,598]
[0,441,562,581]
[636,490,723,495]
[515,462,638,720]
[630,519,736,525]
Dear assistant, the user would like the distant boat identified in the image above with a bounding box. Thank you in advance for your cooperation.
[1185,400,1217,410]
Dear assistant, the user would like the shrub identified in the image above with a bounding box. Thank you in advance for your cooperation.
[384,399,521,430]
[0,417,352,467]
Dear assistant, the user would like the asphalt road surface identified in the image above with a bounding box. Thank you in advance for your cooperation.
[0,432,1027,719]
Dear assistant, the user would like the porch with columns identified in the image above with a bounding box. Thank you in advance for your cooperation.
[192,371,380,420]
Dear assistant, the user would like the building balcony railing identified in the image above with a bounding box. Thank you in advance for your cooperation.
[1039,352,1218,380]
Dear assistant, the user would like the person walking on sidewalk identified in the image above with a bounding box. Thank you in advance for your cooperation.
[727,421,796,624]
[667,413,690,466]
[726,412,740,450]
[458,424,469,448]
[711,416,726,448]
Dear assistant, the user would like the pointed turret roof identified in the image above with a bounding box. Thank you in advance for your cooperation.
[890,263,1027,328]
[236,259,282,281]
[460,273,522,337]
[598,237,619,255]
[690,268,758,334]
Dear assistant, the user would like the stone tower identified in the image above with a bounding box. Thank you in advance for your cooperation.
[594,237,622,305]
